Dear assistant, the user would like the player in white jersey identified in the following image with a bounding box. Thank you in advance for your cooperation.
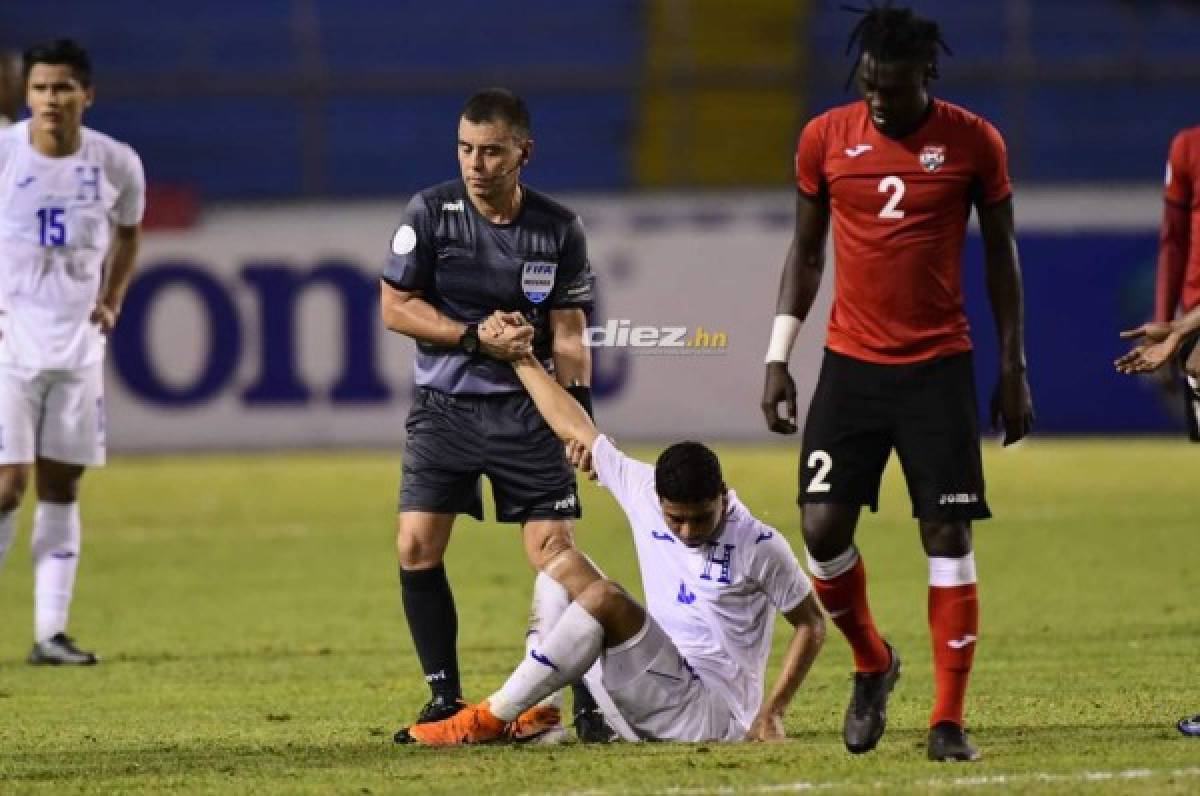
[404,314,825,745]
[0,40,145,665]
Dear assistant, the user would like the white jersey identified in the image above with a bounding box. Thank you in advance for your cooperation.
[591,434,812,734]
[0,120,145,369]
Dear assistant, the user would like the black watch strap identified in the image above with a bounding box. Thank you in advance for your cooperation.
[458,323,481,356]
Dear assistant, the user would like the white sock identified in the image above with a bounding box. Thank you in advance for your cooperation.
[0,509,16,570]
[805,544,860,580]
[526,572,570,710]
[490,601,603,722]
[32,502,81,642]
[928,552,977,587]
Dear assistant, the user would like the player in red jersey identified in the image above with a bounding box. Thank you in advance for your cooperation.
[760,5,1033,762]
[1151,125,1200,439]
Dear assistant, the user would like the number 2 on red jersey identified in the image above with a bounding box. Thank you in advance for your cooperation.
[878,176,905,220]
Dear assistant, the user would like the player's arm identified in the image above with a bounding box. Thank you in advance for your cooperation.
[762,191,830,434]
[1156,133,1193,323]
[746,593,825,742]
[1155,202,1190,324]
[1117,303,1200,374]
[1177,304,1200,340]
[511,354,599,449]
[94,148,146,334]
[91,223,140,333]
[977,197,1034,445]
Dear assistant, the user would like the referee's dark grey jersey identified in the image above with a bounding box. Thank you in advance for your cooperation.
[383,180,594,394]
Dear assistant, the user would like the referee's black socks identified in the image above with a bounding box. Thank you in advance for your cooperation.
[399,563,461,702]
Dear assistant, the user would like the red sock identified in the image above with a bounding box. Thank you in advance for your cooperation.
[811,557,891,673]
[928,583,979,727]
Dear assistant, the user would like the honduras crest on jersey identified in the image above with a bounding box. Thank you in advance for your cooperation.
[521,261,557,304]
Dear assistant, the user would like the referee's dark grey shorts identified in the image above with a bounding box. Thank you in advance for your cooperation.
[399,387,581,523]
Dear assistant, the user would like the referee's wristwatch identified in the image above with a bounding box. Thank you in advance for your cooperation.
[458,323,481,357]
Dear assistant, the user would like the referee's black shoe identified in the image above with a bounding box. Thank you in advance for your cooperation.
[393,695,465,744]
[927,721,981,762]
[843,642,901,754]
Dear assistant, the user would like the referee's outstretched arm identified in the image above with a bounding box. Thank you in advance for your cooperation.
[512,356,600,449]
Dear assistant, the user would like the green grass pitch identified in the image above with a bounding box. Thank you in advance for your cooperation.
[0,439,1197,793]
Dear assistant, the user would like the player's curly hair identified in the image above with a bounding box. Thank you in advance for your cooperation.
[843,2,952,88]
[655,441,724,504]
[23,38,92,87]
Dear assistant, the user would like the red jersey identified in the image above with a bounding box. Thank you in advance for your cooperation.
[795,99,1011,364]
[1156,126,1200,321]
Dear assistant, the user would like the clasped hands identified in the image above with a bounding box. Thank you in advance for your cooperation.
[478,310,533,361]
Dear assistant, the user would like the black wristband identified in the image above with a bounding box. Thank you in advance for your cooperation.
[457,323,481,357]
[567,385,593,419]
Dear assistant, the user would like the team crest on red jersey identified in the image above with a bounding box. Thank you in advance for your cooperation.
[919,144,947,172]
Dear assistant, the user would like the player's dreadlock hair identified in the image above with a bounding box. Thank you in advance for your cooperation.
[843,2,952,89]
[655,441,724,504]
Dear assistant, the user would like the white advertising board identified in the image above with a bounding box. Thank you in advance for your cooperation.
[111,187,1159,450]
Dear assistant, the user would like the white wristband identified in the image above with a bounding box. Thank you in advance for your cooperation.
[765,314,801,364]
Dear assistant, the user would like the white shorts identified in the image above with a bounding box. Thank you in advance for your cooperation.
[0,362,106,466]
[583,617,738,743]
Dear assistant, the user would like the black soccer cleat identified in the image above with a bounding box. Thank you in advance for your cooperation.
[27,633,98,666]
[927,720,982,762]
[842,642,900,754]
[416,694,466,724]
[393,694,465,744]
[574,706,618,743]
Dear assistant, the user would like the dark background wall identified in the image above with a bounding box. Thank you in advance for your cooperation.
[6,1,1200,199]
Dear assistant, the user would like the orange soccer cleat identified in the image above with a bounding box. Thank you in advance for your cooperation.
[405,701,508,747]
[509,704,565,744]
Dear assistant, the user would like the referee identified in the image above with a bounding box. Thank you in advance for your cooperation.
[381,88,612,741]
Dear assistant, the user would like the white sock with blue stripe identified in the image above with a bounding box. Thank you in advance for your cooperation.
[526,572,570,710]
[490,601,603,722]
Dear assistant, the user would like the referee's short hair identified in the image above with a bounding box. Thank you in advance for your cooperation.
[655,441,724,504]
[462,87,531,139]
